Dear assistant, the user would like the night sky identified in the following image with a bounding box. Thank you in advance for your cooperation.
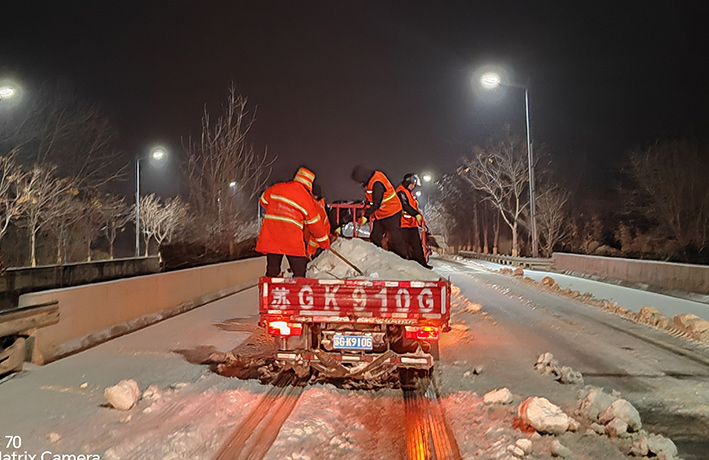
[1,1,706,201]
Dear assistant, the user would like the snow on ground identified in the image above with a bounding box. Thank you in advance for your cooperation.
[266,386,405,460]
[99,387,260,459]
[0,288,267,459]
[438,257,708,459]
[460,257,709,321]
[308,238,439,281]
[2,255,703,459]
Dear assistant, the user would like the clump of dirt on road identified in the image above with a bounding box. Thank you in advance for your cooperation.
[213,327,277,380]
[175,323,278,381]
[535,352,585,385]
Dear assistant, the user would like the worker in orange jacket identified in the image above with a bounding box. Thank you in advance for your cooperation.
[306,183,331,258]
[396,173,432,269]
[256,167,330,277]
[351,165,408,259]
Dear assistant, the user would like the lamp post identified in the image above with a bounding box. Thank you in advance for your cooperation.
[135,147,167,257]
[480,72,538,257]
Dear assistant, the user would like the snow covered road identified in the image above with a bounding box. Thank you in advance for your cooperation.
[435,258,709,459]
[1,258,708,459]
[463,258,709,321]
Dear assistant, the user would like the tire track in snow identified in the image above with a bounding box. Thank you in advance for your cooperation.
[403,375,461,460]
[213,373,305,460]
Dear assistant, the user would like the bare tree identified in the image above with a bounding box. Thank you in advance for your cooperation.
[154,197,189,250]
[16,165,74,266]
[76,192,108,261]
[47,188,85,264]
[459,136,530,256]
[628,139,709,252]
[422,199,451,245]
[183,86,274,246]
[13,82,126,190]
[0,150,27,245]
[535,182,570,257]
[137,194,189,258]
[98,194,132,259]
[137,194,162,257]
[428,174,481,252]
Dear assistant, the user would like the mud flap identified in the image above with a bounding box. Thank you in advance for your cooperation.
[347,349,396,378]
[284,359,311,379]
[313,350,349,378]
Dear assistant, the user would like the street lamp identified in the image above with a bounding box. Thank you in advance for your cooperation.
[479,71,538,257]
[0,86,15,100]
[421,173,433,183]
[135,147,167,257]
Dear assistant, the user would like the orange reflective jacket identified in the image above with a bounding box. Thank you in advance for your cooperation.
[396,184,420,228]
[256,177,329,257]
[306,197,330,256]
[365,171,402,220]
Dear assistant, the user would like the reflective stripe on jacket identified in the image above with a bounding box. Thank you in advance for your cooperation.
[306,197,330,256]
[365,171,402,220]
[396,184,420,228]
[256,181,329,257]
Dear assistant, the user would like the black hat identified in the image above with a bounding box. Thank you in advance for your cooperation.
[312,183,323,199]
[351,165,374,185]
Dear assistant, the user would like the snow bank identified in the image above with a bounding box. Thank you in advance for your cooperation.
[307,238,439,281]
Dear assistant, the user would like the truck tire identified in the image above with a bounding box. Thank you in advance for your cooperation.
[399,367,430,390]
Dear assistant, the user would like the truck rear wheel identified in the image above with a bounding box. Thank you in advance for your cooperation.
[399,367,431,390]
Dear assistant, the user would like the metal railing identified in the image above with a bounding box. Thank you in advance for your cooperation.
[458,251,552,270]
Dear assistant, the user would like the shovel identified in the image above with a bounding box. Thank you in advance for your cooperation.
[330,248,365,276]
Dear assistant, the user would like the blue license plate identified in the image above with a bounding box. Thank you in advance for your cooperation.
[333,334,373,351]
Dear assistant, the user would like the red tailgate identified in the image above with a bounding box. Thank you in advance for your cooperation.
[259,277,450,325]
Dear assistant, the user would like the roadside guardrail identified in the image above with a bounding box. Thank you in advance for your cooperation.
[458,251,553,270]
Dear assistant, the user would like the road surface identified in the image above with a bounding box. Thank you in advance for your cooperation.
[1,257,707,459]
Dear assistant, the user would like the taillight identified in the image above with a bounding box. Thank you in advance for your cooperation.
[405,326,439,340]
[267,321,303,337]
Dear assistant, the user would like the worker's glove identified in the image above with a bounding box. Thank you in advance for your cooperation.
[358,216,368,226]
[415,214,423,225]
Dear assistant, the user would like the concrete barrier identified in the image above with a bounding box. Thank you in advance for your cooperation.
[18,257,266,364]
[552,252,709,296]
[2,257,161,293]
[1,257,161,312]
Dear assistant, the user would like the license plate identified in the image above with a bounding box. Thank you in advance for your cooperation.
[333,334,373,351]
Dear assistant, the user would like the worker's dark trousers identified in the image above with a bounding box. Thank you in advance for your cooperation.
[266,254,308,277]
[370,212,408,259]
[402,226,427,267]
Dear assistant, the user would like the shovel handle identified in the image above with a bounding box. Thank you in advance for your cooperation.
[330,248,364,276]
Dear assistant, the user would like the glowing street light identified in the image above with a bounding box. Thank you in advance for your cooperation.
[135,147,168,257]
[0,86,15,100]
[151,147,166,161]
[422,173,433,183]
[479,71,538,257]
[480,73,501,89]
[229,181,237,188]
